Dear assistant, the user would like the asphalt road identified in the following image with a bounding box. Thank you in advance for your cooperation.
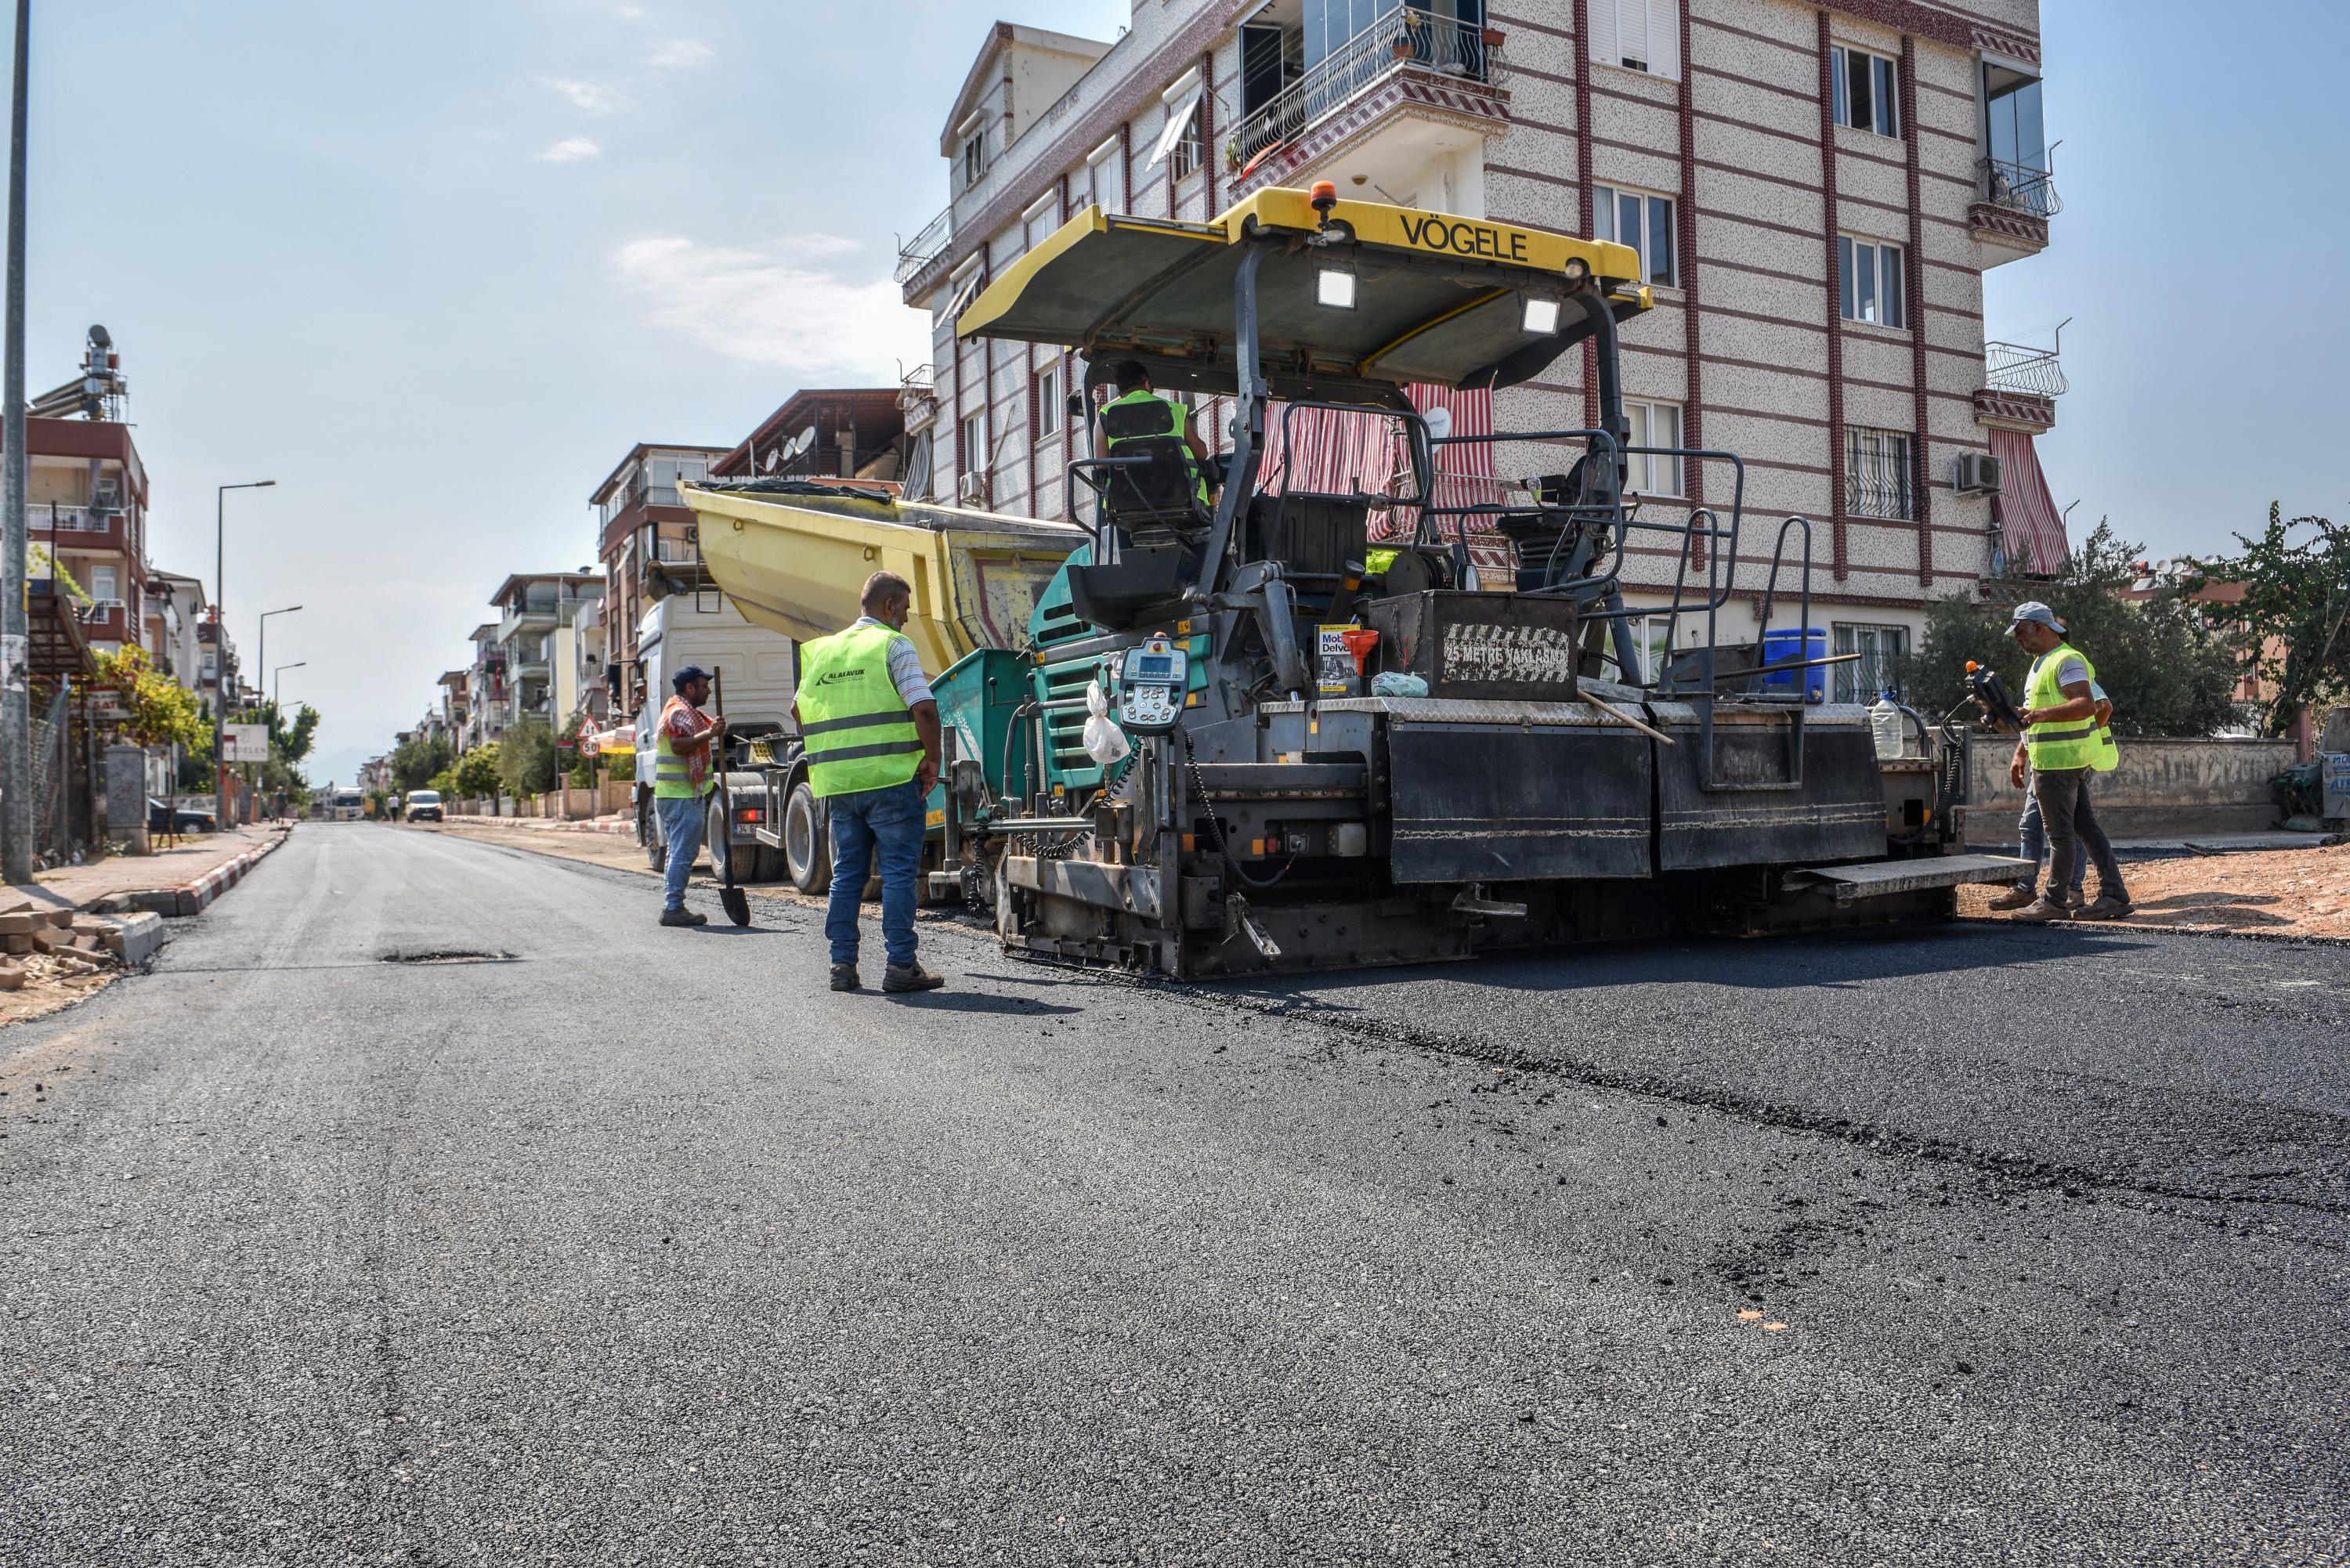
[2,822,2345,1566]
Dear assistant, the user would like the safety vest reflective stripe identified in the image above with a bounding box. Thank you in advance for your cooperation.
[798,623,924,798]
[2023,643,2103,771]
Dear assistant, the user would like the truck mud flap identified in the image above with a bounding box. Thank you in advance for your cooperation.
[1789,853,2034,904]
[1386,721,1650,883]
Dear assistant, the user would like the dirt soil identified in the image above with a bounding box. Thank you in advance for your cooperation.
[0,946,128,1026]
[1958,839,2350,940]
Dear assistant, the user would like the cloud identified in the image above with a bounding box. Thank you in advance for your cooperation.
[536,136,602,163]
[648,38,712,68]
[615,4,646,16]
[540,78,627,115]
[611,234,928,380]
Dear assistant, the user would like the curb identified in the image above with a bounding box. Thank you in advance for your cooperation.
[126,832,290,918]
[438,814,637,836]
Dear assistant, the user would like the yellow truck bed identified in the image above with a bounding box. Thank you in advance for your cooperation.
[682,480,1085,672]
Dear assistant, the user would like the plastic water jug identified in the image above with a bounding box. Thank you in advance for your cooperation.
[1869,691,1905,760]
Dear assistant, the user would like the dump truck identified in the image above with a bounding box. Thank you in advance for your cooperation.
[663,481,1083,888]
[687,185,2026,976]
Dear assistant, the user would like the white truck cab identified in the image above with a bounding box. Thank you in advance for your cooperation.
[631,593,801,876]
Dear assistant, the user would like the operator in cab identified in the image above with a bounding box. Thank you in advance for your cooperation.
[1101,359,1217,512]
[653,664,720,929]
[792,570,947,995]
[2003,602,2131,923]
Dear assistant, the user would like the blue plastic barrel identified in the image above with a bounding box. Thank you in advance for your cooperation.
[1758,627,1828,703]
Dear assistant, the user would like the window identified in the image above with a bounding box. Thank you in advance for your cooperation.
[1085,133,1123,215]
[962,131,985,190]
[1831,45,1899,137]
[1035,365,1060,437]
[1588,0,1680,79]
[1833,623,1910,703]
[960,408,989,475]
[1622,399,1683,497]
[1846,427,1914,519]
[1593,183,1676,287]
[91,564,118,604]
[1837,236,1905,327]
[1159,89,1205,182]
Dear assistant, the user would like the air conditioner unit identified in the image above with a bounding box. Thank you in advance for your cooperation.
[1952,451,2002,496]
[958,471,989,505]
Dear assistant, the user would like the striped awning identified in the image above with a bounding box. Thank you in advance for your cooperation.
[1986,427,2069,576]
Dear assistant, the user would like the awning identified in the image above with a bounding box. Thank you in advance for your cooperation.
[1986,427,2069,576]
[1148,86,1203,168]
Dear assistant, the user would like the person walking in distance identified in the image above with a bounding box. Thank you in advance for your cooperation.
[653,663,720,928]
[2002,602,2131,923]
[793,571,946,993]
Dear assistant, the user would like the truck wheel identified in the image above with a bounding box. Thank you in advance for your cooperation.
[705,795,765,883]
[783,781,831,894]
[640,797,665,870]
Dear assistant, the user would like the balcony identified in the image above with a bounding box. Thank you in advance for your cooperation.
[1232,13,1510,201]
[1973,337,2067,432]
[1971,154,2059,267]
[495,605,559,646]
[898,363,938,432]
[895,207,951,288]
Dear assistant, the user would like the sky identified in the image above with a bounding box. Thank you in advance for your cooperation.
[15,0,2345,791]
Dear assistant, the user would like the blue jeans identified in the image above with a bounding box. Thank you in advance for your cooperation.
[658,792,706,911]
[2016,786,2088,897]
[825,779,924,970]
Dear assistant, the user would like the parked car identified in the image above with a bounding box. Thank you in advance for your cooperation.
[404,789,443,824]
[148,797,217,834]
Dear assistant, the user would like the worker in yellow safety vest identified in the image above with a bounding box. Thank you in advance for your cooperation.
[791,569,946,994]
[653,664,721,927]
[2002,602,2130,923]
[1101,359,1214,512]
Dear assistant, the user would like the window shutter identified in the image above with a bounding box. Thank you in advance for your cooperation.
[1617,0,1649,70]
[1646,0,1679,79]
[1589,0,1619,71]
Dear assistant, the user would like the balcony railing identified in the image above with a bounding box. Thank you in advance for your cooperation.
[1984,340,2068,399]
[1978,154,2061,219]
[32,504,110,532]
[895,207,952,287]
[1236,13,1499,167]
[650,537,700,565]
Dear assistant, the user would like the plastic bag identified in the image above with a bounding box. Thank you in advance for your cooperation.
[1370,671,1430,698]
[1083,679,1132,765]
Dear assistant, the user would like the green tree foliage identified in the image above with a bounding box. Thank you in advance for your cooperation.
[497,720,560,797]
[2187,506,2350,738]
[453,743,504,800]
[390,733,454,792]
[428,767,458,797]
[91,645,209,751]
[1907,520,2243,738]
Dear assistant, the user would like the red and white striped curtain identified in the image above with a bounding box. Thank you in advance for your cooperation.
[1985,427,2070,576]
[1247,385,1514,574]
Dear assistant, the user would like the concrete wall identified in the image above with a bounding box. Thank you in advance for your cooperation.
[1966,738,2297,840]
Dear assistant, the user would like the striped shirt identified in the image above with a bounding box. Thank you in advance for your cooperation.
[851,616,933,706]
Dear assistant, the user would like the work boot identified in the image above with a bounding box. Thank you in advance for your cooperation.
[1986,884,2037,911]
[830,963,861,992]
[2076,893,2134,921]
[883,963,946,994]
[2008,897,2070,923]
[659,907,707,927]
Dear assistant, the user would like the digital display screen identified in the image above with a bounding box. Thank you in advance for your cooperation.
[1130,654,1177,681]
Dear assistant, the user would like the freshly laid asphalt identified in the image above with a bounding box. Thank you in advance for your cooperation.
[2,823,2345,1566]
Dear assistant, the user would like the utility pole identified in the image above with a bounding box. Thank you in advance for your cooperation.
[1,0,30,884]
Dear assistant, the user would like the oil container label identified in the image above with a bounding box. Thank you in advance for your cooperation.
[1442,621,1577,687]
[1318,625,1359,697]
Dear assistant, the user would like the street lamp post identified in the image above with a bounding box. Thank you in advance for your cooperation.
[213,480,275,828]
[272,661,304,711]
[257,604,301,728]
[1,0,33,883]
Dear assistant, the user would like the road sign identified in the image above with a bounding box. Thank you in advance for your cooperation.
[87,686,125,721]
[221,723,269,763]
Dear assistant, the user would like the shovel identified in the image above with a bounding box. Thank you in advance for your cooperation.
[712,668,753,928]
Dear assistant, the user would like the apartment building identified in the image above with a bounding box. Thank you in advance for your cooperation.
[146,572,208,690]
[485,573,605,735]
[712,387,913,486]
[463,623,504,750]
[27,413,154,659]
[591,443,730,719]
[436,668,471,752]
[898,0,2066,699]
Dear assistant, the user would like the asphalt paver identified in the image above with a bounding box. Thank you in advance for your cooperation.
[2,822,2345,1566]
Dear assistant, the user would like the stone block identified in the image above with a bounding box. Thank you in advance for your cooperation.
[100,912,168,966]
[0,959,22,991]
[0,912,37,935]
[31,927,73,954]
[44,907,74,928]
[1,931,30,955]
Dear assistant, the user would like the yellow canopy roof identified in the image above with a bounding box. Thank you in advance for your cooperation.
[956,187,1651,405]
